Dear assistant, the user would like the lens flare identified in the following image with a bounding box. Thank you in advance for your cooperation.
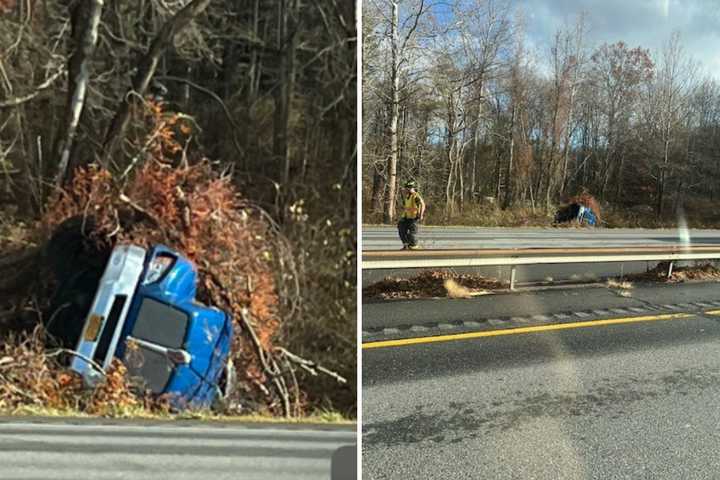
[677,205,690,249]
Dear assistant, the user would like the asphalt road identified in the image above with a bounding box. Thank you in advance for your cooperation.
[362,225,720,250]
[362,282,720,479]
[361,225,720,287]
[0,418,356,480]
[362,282,720,336]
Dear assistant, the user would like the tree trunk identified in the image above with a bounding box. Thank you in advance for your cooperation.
[445,153,455,218]
[458,144,464,213]
[503,105,516,209]
[54,0,104,186]
[370,162,385,214]
[383,1,399,223]
[277,0,298,186]
[657,134,671,216]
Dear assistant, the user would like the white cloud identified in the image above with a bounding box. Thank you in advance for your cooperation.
[515,0,720,81]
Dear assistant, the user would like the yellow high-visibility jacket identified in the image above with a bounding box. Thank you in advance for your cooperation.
[401,192,423,219]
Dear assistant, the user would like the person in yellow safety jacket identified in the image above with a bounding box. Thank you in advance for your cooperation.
[398,180,426,250]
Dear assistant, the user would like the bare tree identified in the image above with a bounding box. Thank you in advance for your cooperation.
[373,0,427,222]
[589,41,654,197]
[102,0,212,164]
[54,0,104,186]
[639,33,698,215]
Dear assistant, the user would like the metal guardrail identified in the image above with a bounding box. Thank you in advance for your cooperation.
[362,246,720,290]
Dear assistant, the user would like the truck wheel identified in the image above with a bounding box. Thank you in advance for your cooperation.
[45,268,103,349]
[45,216,109,282]
[44,216,108,350]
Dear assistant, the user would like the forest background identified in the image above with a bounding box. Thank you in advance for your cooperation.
[363,0,720,228]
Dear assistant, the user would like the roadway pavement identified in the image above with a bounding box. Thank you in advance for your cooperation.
[362,282,720,479]
[0,418,356,480]
[362,225,720,250]
[362,282,720,340]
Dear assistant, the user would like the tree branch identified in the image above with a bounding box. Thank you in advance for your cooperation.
[0,64,65,108]
[154,75,244,160]
[101,0,213,164]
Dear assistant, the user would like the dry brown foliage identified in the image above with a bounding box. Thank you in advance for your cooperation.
[567,191,602,223]
[0,0,15,15]
[86,360,140,415]
[0,327,172,415]
[0,328,84,411]
[626,262,720,283]
[364,270,507,300]
[0,100,306,416]
[0,99,350,418]
[40,160,291,413]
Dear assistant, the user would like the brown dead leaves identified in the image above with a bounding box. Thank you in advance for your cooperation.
[0,330,170,415]
[0,329,83,411]
[0,100,294,415]
[364,270,507,300]
[626,262,720,283]
[40,159,286,412]
[567,191,602,223]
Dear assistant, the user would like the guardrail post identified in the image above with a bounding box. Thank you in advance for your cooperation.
[667,261,674,278]
[510,266,516,291]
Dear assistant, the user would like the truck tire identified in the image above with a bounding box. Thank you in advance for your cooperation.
[44,216,109,350]
[44,216,109,283]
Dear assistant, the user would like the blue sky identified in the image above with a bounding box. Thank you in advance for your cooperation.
[516,0,720,79]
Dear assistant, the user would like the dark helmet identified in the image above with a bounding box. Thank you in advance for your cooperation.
[404,180,418,189]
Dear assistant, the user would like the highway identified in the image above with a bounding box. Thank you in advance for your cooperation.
[0,418,356,480]
[361,226,720,286]
[362,225,720,250]
[362,282,720,479]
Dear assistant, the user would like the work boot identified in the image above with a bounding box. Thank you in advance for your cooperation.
[408,245,420,250]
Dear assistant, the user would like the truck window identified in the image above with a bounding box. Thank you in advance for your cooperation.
[132,298,189,349]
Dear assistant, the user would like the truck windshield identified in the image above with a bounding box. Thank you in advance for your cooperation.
[132,297,188,349]
[124,298,190,393]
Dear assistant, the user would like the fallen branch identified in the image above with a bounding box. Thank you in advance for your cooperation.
[118,193,159,224]
[45,348,106,375]
[0,64,66,108]
[201,262,292,417]
[0,370,39,403]
[238,307,290,417]
[275,347,347,384]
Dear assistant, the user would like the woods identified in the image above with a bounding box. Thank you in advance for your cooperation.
[363,0,720,226]
[0,1,356,417]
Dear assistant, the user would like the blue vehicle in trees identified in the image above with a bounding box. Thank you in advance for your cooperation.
[46,219,235,410]
[554,203,598,226]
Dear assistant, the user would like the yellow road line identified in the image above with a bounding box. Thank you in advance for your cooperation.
[706,310,720,316]
[362,312,695,350]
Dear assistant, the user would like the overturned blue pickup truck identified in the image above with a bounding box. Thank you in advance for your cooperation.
[45,220,234,410]
[554,203,598,226]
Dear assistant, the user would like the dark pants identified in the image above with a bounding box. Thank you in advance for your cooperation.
[398,218,418,247]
